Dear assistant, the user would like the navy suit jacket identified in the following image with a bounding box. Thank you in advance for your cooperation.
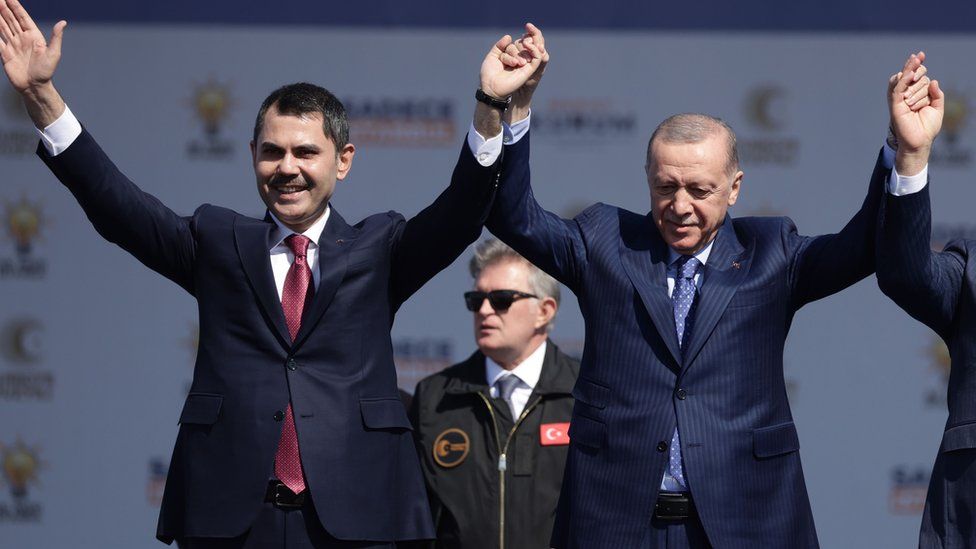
[37,129,500,543]
[876,185,976,549]
[486,133,887,548]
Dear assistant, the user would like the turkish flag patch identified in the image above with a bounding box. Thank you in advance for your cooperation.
[540,422,571,446]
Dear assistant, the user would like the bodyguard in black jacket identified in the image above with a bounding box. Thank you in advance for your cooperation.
[409,239,580,549]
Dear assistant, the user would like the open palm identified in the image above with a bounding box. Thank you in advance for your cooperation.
[0,0,65,93]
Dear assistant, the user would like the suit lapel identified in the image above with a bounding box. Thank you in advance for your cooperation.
[680,217,753,372]
[293,207,358,347]
[234,216,291,347]
[619,214,682,371]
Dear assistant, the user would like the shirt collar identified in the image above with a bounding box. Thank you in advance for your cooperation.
[268,206,331,251]
[484,340,548,390]
[667,239,714,269]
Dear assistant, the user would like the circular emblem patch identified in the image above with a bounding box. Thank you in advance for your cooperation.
[432,428,470,468]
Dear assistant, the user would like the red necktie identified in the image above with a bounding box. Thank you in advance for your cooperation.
[275,234,313,494]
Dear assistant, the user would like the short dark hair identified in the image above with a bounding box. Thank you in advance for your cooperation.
[646,113,739,176]
[252,83,349,150]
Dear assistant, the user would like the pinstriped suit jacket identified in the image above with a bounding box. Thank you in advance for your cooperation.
[486,133,888,548]
[876,185,976,549]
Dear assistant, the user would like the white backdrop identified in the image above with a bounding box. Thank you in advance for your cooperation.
[2,24,974,548]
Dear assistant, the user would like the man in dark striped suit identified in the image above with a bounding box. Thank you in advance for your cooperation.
[469,25,936,548]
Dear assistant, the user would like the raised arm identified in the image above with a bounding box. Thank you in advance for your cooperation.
[876,54,961,335]
[388,27,550,306]
[1,0,197,293]
[788,52,938,308]
[480,24,589,292]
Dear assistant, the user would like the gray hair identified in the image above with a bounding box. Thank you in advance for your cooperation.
[646,113,739,176]
[469,239,561,330]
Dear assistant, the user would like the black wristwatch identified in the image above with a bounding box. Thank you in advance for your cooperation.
[475,88,511,111]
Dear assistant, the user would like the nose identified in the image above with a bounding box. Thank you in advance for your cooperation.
[277,153,300,176]
[670,189,693,217]
[477,295,496,315]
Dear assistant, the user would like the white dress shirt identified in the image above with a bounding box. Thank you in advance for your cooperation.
[485,340,547,419]
[268,210,328,298]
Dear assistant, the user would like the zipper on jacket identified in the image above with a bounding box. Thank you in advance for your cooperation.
[478,392,543,549]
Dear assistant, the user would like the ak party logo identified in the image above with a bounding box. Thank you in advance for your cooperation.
[185,76,236,160]
[931,91,972,168]
[1,194,47,280]
[0,439,44,522]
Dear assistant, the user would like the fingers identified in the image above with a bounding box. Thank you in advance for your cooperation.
[905,76,931,107]
[7,0,36,33]
[893,60,919,96]
[525,22,545,51]
[491,34,512,55]
[910,96,931,111]
[912,63,927,83]
[0,2,23,36]
[499,41,524,67]
[0,8,13,45]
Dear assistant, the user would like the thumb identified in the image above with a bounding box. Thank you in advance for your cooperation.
[929,80,945,112]
[48,20,67,56]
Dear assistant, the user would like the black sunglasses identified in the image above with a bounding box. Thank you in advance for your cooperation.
[464,290,538,312]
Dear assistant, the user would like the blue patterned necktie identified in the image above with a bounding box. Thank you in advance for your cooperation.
[664,255,702,491]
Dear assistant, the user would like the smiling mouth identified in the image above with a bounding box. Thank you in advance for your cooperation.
[272,183,310,195]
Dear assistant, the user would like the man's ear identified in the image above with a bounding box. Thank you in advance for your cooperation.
[727,170,744,207]
[336,143,356,181]
[535,297,557,331]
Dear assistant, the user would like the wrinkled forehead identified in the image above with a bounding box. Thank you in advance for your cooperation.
[647,137,730,183]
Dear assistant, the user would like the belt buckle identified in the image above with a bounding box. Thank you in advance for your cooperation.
[272,483,304,509]
[654,492,691,521]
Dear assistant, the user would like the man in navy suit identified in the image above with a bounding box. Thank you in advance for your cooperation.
[873,59,974,549]
[468,25,937,548]
[0,1,547,547]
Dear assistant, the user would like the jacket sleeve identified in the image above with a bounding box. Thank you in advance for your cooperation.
[37,128,197,295]
[484,131,588,293]
[876,183,966,336]
[785,147,888,309]
[388,138,501,308]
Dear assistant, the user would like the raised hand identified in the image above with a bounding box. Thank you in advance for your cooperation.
[480,23,548,100]
[888,52,944,175]
[0,0,65,93]
[0,0,66,127]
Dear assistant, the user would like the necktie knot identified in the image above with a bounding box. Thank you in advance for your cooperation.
[675,255,702,280]
[285,234,311,258]
[495,374,521,403]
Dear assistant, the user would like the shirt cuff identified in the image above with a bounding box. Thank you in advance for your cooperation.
[888,163,929,196]
[467,124,504,167]
[36,105,82,156]
[465,110,533,167]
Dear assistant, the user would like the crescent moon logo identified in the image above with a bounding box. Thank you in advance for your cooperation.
[1,318,42,364]
[540,422,571,446]
[745,85,787,131]
[545,428,560,440]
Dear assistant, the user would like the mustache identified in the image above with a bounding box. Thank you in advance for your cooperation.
[268,174,313,190]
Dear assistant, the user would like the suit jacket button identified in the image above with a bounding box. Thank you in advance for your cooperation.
[287,359,297,371]
[657,441,668,452]
[273,410,285,421]
[676,388,687,400]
